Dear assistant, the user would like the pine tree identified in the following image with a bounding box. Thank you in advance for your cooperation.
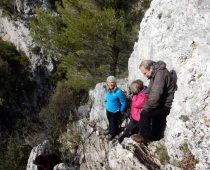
[30,0,151,88]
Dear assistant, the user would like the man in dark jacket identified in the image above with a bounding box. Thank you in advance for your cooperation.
[33,153,62,170]
[131,60,177,143]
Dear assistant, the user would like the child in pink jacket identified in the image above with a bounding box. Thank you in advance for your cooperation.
[118,80,148,143]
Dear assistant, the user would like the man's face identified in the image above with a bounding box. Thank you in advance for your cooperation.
[140,66,153,79]
[107,80,116,90]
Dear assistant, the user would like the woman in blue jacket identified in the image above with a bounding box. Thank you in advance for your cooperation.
[105,76,127,140]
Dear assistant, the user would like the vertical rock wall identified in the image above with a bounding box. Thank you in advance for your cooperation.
[128,0,210,168]
[0,0,53,71]
[15,0,51,14]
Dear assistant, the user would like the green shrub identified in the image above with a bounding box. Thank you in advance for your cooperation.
[155,145,170,164]
[0,40,32,109]
[0,0,14,15]
[180,143,191,156]
[0,40,34,129]
[53,55,101,91]
[142,0,152,8]
[179,115,190,122]
[0,40,29,66]
[0,140,32,170]
[59,122,82,165]
[39,81,87,149]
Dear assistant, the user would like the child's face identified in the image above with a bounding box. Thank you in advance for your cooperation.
[107,80,116,90]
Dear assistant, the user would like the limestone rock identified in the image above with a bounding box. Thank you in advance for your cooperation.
[15,0,51,15]
[25,0,210,169]
[108,138,160,170]
[0,16,53,71]
[0,0,53,71]
[26,140,51,170]
[89,82,107,129]
[78,105,90,118]
[74,119,160,170]
[53,163,75,170]
[89,79,129,129]
[128,0,210,169]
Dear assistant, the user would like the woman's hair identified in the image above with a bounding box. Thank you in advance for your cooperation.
[106,76,117,83]
[129,79,143,94]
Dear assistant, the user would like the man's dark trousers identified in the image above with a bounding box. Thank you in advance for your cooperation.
[139,106,170,140]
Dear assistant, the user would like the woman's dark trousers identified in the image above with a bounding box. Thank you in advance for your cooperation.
[106,110,121,136]
[118,118,139,143]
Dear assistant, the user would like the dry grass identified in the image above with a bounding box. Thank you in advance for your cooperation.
[179,155,198,170]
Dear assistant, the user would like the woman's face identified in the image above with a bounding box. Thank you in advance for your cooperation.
[107,80,116,90]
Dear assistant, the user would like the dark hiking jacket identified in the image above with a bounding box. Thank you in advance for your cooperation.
[34,153,62,170]
[142,61,176,112]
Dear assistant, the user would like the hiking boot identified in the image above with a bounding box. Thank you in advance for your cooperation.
[131,134,147,143]
[118,137,123,144]
[106,134,114,141]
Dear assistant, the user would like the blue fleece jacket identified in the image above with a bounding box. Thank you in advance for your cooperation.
[105,87,127,113]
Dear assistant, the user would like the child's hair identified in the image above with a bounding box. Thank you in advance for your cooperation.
[129,80,143,94]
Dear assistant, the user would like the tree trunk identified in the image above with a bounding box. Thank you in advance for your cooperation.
[110,30,120,76]
[110,46,119,76]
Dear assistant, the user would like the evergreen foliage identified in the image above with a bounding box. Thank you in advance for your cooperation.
[0,0,14,15]
[0,40,41,169]
[0,0,151,168]
[30,0,151,88]
[0,140,32,170]
[28,0,151,165]
[54,55,101,90]
[39,81,86,149]
[0,40,34,128]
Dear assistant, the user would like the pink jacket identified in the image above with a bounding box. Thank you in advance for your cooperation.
[131,91,148,121]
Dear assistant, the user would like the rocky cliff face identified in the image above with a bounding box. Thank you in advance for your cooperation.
[0,1,54,119]
[0,16,53,71]
[0,0,53,71]
[73,0,210,169]
[15,0,51,15]
[27,0,210,169]
[129,0,210,169]
[89,79,129,129]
